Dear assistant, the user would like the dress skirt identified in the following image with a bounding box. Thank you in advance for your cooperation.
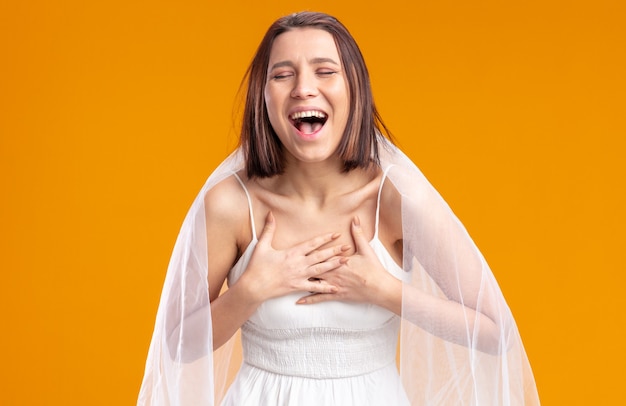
[221,361,410,406]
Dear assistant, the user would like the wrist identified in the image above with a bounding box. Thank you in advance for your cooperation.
[373,272,403,315]
[233,272,266,308]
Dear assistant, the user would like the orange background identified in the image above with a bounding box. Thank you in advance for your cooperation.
[1,0,624,404]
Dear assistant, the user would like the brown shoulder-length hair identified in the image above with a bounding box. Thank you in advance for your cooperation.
[240,11,393,178]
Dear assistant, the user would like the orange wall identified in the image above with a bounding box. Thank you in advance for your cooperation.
[1,1,624,404]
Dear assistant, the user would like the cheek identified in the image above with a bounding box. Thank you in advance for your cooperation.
[331,82,350,113]
[264,86,282,120]
[263,86,272,112]
[263,89,286,137]
[333,92,350,124]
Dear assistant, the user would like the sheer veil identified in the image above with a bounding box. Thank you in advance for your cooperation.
[137,139,539,405]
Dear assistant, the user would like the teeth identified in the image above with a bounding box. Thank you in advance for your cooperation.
[290,110,327,120]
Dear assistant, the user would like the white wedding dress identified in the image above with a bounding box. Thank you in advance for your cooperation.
[137,143,540,406]
[220,171,411,406]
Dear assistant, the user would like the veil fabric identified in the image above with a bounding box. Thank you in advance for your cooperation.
[137,139,539,405]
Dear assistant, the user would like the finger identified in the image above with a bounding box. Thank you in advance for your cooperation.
[305,244,350,266]
[306,257,343,277]
[294,232,341,255]
[296,292,335,305]
[303,278,337,295]
[257,211,276,247]
[350,215,370,253]
[306,277,322,294]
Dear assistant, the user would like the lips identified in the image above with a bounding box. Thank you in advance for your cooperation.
[288,110,328,136]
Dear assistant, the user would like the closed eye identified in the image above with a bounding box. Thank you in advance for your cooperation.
[272,72,294,80]
[317,70,337,77]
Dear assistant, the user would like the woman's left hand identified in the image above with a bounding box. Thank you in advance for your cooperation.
[296,216,402,312]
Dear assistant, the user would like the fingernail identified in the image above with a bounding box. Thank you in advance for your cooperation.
[267,211,274,223]
[331,232,341,239]
[296,298,306,304]
[341,244,350,251]
[353,216,361,227]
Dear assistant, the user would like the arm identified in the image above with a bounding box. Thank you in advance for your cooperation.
[204,178,255,350]
[298,179,504,355]
[205,178,346,350]
[396,178,505,354]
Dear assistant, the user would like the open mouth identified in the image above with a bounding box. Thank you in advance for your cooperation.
[289,110,328,135]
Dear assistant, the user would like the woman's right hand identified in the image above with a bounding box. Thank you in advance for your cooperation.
[239,212,346,304]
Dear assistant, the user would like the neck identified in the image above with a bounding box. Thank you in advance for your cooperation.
[274,155,369,205]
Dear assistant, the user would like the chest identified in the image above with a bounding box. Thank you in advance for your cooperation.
[248,187,379,251]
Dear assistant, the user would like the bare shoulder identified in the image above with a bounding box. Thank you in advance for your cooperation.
[203,173,249,230]
[203,173,250,299]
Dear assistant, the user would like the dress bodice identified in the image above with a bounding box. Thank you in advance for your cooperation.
[225,169,408,378]
[227,237,405,330]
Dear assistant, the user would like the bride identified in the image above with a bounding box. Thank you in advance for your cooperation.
[138,11,539,406]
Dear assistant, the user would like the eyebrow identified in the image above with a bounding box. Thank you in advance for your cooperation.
[268,57,340,71]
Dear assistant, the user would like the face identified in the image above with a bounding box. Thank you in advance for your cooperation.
[264,28,349,166]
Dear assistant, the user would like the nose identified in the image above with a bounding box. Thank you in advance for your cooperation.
[290,72,318,99]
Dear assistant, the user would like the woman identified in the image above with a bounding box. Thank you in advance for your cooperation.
[138,11,539,406]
